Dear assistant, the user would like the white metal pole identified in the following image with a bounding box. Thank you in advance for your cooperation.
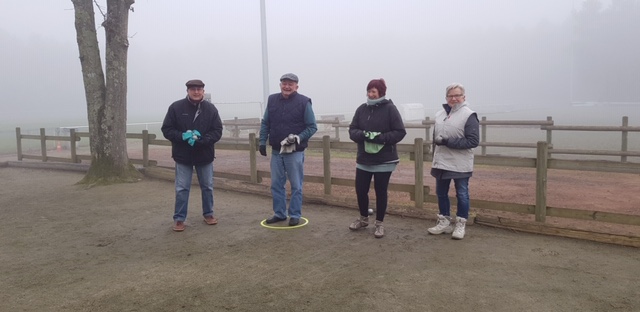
[260,0,270,117]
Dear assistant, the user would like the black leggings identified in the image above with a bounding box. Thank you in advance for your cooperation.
[355,168,392,221]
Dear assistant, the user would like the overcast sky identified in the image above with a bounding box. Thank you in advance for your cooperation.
[1,0,621,127]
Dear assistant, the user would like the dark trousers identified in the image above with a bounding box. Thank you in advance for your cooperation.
[355,168,392,222]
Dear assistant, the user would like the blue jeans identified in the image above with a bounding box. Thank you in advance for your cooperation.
[270,151,305,219]
[174,162,214,222]
[435,177,470,219]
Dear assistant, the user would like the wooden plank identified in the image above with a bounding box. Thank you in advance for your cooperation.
[549,159,640,174]
[20,155,44,160]
[45,156,75,163]
[20,134,43,139]
[474,155,536,168]
[215,172,253,182]
[480,142,538,148]
[475,215,640,248]
[535,141,548,222]
[546,207,640,226]
[149,139,171,146]
[542,125,640,131]
[16,127,22,161]
[550,148,640,157]
[414,138,424,208]
[423,196,534,214]
[40,128,47,161]
[482,120,553,126]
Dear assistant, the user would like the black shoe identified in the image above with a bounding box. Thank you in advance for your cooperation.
[289,217,300,226]
[266,216,287,224]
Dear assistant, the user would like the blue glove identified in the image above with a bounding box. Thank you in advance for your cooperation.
[188,130,201,146]
[182,130,193,141]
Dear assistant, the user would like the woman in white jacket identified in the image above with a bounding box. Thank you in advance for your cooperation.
[428,83,479,240]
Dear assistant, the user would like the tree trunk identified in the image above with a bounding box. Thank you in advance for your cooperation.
[72,0,140,185]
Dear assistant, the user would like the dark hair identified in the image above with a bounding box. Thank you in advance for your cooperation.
[366,78,387,97]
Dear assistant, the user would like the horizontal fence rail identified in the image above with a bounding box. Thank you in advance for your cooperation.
[12,115,640,246]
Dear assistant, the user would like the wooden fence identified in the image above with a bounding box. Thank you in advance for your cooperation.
[13,116,640,246]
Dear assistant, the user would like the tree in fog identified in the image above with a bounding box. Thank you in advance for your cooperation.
[71,0,140,184]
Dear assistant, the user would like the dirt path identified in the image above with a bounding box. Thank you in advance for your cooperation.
[1,167,638,311]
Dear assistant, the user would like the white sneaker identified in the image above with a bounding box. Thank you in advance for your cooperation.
[427,214,453,235]
[452,217,467,240]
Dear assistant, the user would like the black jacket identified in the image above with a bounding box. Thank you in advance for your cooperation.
[161,97,223,166]
[349,99,407,165]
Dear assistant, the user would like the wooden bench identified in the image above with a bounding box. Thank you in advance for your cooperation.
[222,117,261,138]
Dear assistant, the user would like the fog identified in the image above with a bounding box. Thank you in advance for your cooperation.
[1,0,638,129]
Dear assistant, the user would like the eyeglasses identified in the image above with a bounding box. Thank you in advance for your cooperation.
[446,94,464,99]
[188,87,204,91]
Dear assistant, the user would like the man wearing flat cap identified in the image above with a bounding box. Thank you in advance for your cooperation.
[259,73,317,226]
[162,79,223,232]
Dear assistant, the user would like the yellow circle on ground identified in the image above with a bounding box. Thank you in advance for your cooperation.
[260,217,309,229]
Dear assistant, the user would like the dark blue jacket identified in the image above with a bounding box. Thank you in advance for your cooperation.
[161,97,223,166]
[260,92,317,152]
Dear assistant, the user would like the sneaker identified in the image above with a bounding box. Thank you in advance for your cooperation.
[173,221,185,232]
[374,220,384,238]
[265,216,287,224]
[204,215,218,225]
[427,214,453,235]
[289,217,300,226]
[349,216,369,230]
[452,217,467,240]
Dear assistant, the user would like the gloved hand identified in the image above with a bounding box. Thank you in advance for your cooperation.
[182,130,194,141]
[192,130,201,140]
[434,135,448,146]
[259,145,267,156]
[284,134,296,146]
[364,131,382,143]
[186,130,201,147]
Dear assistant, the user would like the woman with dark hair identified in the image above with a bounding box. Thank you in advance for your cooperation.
[347,79,407,238]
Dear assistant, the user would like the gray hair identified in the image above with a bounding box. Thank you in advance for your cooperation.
[445,83,465,96]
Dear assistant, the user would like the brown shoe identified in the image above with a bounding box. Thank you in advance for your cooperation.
[204,216,218,225]
[173,221,185,232]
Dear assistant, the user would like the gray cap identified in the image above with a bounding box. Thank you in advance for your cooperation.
[280,73,299,83]
[185,79,205,88]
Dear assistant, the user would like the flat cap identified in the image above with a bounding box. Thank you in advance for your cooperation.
[280,73,299,83]
[185,79,205,88]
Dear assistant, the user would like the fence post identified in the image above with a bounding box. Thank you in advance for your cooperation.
[535,141,548,223]
[323,135,332,195]
[545,116,553,158]
[16,127,23,161]
[423,116,431,141]
[414,138,424,208]
[621,116,628,163]
[70,129,78,163]
[142,130,149,167]
[249,133,259,183]
[481,116,487,156]
[233,117,240,138]
[333,117,340,141]
[40,128,47,162]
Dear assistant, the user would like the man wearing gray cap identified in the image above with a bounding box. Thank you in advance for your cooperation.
[259,73,317,226]
[161,79,223,232]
